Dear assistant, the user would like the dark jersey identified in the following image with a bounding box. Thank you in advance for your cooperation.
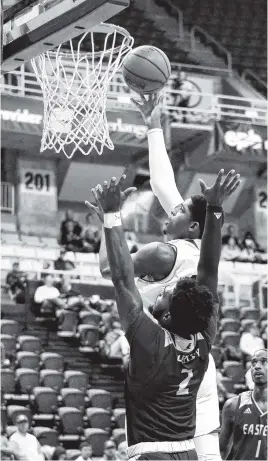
[228,391,268,460]
[125,308,217,447]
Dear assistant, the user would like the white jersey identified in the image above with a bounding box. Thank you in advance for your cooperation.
[136,238,201,310]
[136,238,220,437]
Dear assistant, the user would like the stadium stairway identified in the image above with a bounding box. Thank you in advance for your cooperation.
[140,0,227,69]
[22,307,125,407]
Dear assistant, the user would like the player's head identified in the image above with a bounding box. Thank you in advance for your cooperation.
[250,349,267,386]
[149,277,214,336]
[164,195,207,240]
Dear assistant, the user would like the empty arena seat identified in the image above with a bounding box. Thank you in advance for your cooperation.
[79,310,102,326]
[16,351,40,370]
[40,352,64,371]
[86,408,112,431]
[84,428,109,457]
[223,361,245,383]
[77,325,99,353]
[1,368,15,394]
[240,319,255,332]
[64,371,88,393]
[221,377,235,394]
[220,319,240,332]
[211,346,221,367]
[58,407,83,438]
[41,237,60,248]
[40,370,64,393]
[7,405,32,425]
[17,335,42,354]
[221,332,240,347]
[87,389,112,410]
[33,427,59,446]
[15,368,39,394]
[60,388,85,412]
[112,428,126,445]
[0,320,20,337]
[32,387,58,418]
[21,235,43,246]
[0,334,17,358]
[221,307,240,320]
[113,408,126,429]
[240,308,259,321]
[57,311,78,338]
[1,233,21,245]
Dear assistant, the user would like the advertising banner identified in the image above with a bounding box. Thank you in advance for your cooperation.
[214,121,267,159]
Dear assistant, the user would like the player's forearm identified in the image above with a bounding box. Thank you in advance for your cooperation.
[104,224,135,287]
[148,128,183,216]
[99,227,111,278]
[197,206,222,279]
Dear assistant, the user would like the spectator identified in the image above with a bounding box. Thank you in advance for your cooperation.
[99,320,129,365]
[6,262,27,304]
[1,422,15,460]
[60,209,82,246]
[59,278,87,312]
[34,275,61,316]
[239,323,265,360]
[222,224,239,245]
[221,237,242,261]
[61,220,84,252]
[51,446,67,460]
[100,440,118,461]
[242,231,263,252]
[82,213,100,253]
[240,234,262,263]
[54,249,75,271]
[172,70,194,122]
[117,441,128,461]
[75,442,93,461]
[9,414,44,460]
[1,342,10,368]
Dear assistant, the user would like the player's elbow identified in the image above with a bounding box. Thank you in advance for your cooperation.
[100,267,112,280]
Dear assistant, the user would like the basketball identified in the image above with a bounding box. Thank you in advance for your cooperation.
[122,45,171,94]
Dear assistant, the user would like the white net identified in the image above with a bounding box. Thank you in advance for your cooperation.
[31,24,133,159]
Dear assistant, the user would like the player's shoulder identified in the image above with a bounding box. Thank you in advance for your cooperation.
[223,394,240,414]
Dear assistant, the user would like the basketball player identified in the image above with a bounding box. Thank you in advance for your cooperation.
[219,349,267,460]
[86,169,241,460]
[92,94,222,460]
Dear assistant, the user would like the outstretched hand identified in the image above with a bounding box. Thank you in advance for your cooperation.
[85,175,136,223]
[131,92,164,129]
[198,169,241,207]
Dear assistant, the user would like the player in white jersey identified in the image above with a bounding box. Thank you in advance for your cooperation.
[87,95,222,460]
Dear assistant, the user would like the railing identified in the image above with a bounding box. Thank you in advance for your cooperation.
[163,0,184,40]
[0,182,15,214]
[242,70,267,96]
[0,65,267,126]
[190,25,232,73]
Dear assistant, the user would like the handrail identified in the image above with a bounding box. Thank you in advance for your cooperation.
[164,0,184,40]
[190,25,232,72]
[242,69,267,93]
[0,182,15,214]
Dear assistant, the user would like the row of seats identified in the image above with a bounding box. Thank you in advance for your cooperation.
[1,232,59,247]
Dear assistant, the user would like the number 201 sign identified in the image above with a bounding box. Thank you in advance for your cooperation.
[21,170,53,194]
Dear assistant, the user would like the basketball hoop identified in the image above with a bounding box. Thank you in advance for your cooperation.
[31,24,134,159]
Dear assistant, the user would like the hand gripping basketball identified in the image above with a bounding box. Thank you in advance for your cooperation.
[198,169,241,207]
[131,93,164,129]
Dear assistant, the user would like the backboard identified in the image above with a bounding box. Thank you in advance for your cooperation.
[2,0,130,72]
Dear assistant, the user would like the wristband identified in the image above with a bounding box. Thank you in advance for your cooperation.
[206,204,223,220]
[104,212,122,229]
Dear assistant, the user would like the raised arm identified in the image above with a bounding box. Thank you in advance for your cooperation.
[131,93,183,216]
[88,176,143,332]
[219,397,237,459]
[196,169,241,300]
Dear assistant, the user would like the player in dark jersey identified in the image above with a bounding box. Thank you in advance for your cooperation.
[87,169,241,461]
[220,349,267,460]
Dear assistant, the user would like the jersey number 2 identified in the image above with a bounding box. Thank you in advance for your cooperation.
[176,369,193,396]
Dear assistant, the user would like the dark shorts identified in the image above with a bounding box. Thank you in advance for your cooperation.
[136,449,198,460]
